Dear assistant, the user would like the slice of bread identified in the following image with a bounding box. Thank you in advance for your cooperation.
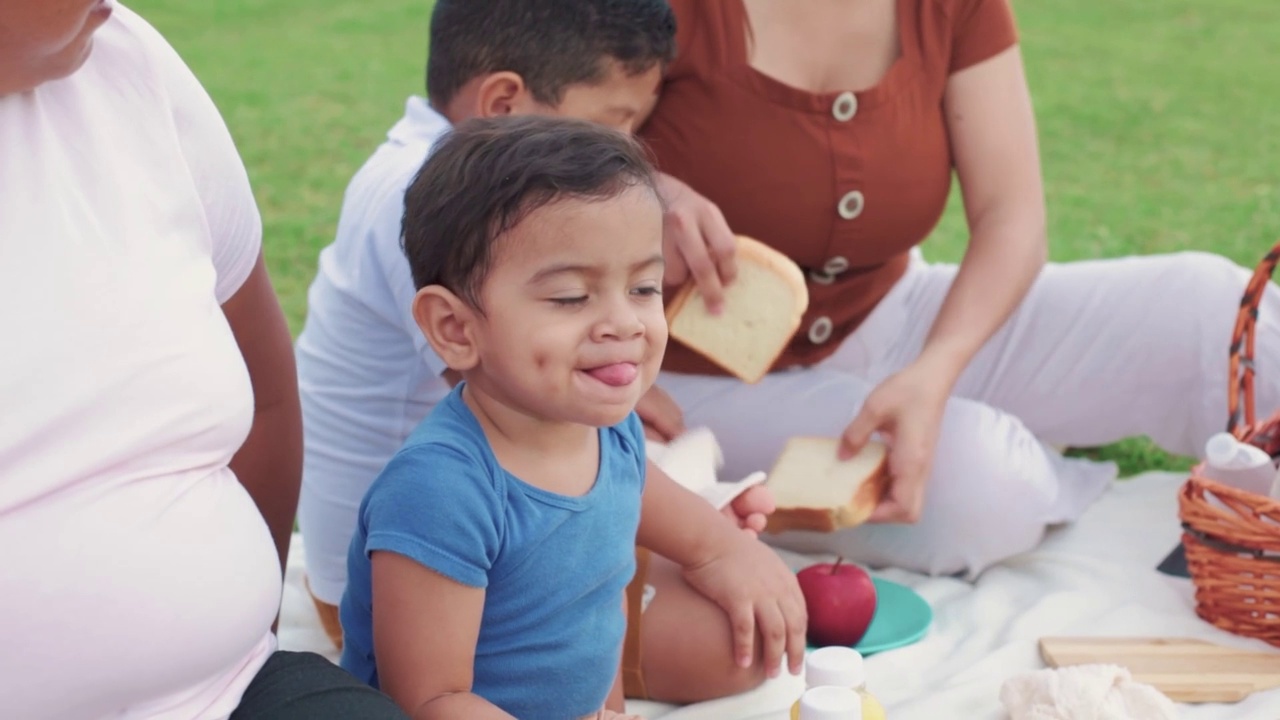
[763,437,891,534]
[665,235,808,384]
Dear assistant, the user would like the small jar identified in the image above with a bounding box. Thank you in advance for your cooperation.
[791,647,886,720]
[798,686,863,720]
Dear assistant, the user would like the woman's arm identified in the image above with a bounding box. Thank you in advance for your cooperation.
[372,551,515,720]
[840,45,1047,522]
[922,44,1048,382]
[157,6,302,573]
[222,253,303,574]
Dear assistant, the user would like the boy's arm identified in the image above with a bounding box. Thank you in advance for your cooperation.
[636,460,807,677]
[372,551,515,720]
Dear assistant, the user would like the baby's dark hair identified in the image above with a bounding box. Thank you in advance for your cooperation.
[402,115,661,307]
[426,0,677,108]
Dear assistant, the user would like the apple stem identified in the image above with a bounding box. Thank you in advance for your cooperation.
[831,557,844,574]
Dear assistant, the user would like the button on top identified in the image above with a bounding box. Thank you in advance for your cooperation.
[832,91,858,122]
[838,190,864,220]
[823,256,849,276]
[808,316,834,345]
[809,269,835,285]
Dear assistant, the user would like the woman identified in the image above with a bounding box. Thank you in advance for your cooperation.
[0,1,405,717]
[639,0,1280,576]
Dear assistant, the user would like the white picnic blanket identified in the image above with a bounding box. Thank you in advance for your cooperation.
[276,472,1280,720]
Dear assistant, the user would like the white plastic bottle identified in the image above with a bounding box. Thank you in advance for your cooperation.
[790,647,886,720]
[1202,432,1275,496]
[797,686,864,720]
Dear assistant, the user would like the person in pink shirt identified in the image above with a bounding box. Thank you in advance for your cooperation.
[0,1,405,717]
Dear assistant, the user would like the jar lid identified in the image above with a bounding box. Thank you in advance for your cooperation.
[806,646,866,688]
[798,686,863,720]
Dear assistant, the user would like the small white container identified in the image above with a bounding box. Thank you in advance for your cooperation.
[805,646,867,691]
[1201,432,1276,496]
[798,686,864,720]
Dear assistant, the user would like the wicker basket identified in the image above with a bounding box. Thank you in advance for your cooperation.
[1178,241,1280,647]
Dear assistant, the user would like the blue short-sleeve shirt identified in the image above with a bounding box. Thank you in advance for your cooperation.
[340,385,646,719]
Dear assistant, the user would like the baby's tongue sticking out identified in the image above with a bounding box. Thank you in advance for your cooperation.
[586,363,638,387]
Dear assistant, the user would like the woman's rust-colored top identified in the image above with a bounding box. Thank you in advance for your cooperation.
[642,0,1018,376]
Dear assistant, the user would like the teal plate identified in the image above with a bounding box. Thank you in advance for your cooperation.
[807,577,933,656]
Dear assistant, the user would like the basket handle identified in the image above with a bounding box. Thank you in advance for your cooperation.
[1227,240,1280,435]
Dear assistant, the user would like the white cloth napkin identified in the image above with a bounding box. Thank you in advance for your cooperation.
[645,426,767,510]
[999,664,1180,720]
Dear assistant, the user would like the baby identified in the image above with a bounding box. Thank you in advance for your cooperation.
[338,116,806,719]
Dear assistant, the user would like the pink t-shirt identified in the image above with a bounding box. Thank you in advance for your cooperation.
[0,5,281,718]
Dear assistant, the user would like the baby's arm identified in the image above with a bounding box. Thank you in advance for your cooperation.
[362,443,510,718]
[637,461,807,677]
[371,551,514,720]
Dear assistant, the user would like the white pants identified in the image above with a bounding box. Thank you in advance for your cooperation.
[657,251,1280,577]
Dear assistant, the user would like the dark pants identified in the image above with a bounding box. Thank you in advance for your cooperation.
[230,651,407,719]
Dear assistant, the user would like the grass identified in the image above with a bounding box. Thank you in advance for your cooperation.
[128,0,1280,476]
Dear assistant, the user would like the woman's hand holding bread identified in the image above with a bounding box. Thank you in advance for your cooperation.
[655,171,738,315]
[839,359,954,524]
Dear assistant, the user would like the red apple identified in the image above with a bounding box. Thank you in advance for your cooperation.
[797,558,877,647]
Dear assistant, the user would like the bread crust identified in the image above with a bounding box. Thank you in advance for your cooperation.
[665,235,809,383]
[762,443,892,534]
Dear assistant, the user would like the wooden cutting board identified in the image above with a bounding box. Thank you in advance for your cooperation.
[1039,637,1280,703]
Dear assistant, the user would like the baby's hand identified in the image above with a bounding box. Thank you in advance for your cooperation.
[681,531,806,677]
[721,484,775,536]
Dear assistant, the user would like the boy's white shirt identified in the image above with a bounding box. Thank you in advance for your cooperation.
[299,95,451,378]
[295,96,455,604]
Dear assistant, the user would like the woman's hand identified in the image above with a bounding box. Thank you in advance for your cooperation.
[838,358,955,524]
[655,171,737,314]
[838,46,1047,525]
[636,384,685,443]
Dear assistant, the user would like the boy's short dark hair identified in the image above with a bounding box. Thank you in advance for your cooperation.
[403,115,661,307]
[426,0,677,108]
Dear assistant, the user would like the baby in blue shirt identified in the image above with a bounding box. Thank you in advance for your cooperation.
[339,116,806,719]
[341,385,646,718]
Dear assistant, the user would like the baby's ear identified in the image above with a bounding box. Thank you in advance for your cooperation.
[412,286,479,371]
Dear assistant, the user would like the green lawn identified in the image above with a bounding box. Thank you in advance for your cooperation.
[129,0,1280,476]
